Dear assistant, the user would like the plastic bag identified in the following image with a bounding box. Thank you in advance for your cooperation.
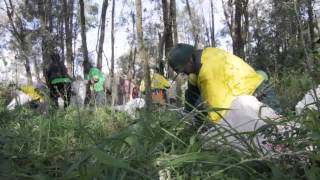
[7,90,32,110]
[114,98,145,117]
[70,80,87,107]
[202,95,280,150]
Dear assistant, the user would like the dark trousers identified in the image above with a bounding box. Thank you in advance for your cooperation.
[95,91,107,107]
[50,82,71,108]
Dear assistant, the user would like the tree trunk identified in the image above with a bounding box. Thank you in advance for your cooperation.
[185,0,198,47]
[38,0,53,84]
[164,0,173,58]
[130,12,137,80]
[59,10,65,64]
[158,33,165,75]
[34,56,41,81]
[161,0,168,76]
[167,0,174,78]
[111,0,115,77]
[243,0,249,61]
[233,0,245,59]
[171,0,178,45]
[24,55,33,84]
[64,0,74,76]
[111,0,116,106]
[135,0,152,109]
[97,0,109,70]
[170,0,182,106]
[210,0,215,47]
[162,0,174,77]
[73,16,79,75]
[79,0,90,75]
[307,0,315,50]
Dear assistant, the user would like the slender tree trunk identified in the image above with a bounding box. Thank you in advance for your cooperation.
[59,11,65,64]
[185,0,198,47]
[234,0,245,59]
[24,55,33,84]
[167,0,174,78]
[64,0,74,76]
[131,12,137,80]
[171,0,182,106]
[161,0,168,76]
[307,0,315,50]
[79,0,90,75]
[73,16,79,75]
[165,0,173,57]
[97,0,109,70]
[128,12,137,100]
[243,0,249,61]
[38,0,53,84]
[34,56,41,81]
[210,0,215,47]
[162,0,174,77]
[171,0,178,45]
[111,0,115,77]
[132,47,137,79]
[111,0,116,106]
[158,33,165,75]
[135,0,152,109]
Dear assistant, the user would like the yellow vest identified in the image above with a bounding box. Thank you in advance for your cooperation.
[140,73,170,93]
[21,85,43,101]
[193,48,263,123]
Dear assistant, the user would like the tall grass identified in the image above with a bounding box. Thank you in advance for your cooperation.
[0,84,319,179]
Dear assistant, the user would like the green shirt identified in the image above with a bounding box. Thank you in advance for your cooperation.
[51,77,71,84]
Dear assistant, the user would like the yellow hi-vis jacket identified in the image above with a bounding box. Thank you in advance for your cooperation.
[140,73,170,93]
[190,48,264,123]
[21,85,43,101]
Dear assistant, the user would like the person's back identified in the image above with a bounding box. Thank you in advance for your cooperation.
[46,54,69,83]
[168,43,282,123]
[46,53,71,108]
[186,47,264,122]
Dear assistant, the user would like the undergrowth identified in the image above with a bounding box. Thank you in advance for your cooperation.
[0,84,320,179]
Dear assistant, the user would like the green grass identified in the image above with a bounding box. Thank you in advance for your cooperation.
[0,84,320,179]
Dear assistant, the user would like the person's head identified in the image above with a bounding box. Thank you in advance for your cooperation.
[119,77,125,85]
[168,43,195,75]
[90,75,99,84]
[50,53,61,65]
[133,86,138,92]
[155,67,160,73]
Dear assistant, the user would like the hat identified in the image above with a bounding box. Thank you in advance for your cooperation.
[168,43,194,73]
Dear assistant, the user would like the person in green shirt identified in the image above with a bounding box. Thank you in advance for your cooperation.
[86,67,107,106]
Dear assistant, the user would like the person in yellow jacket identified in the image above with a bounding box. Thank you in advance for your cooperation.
[139,68,170,104]
[7,84,45,110]
[168,43,281,125]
